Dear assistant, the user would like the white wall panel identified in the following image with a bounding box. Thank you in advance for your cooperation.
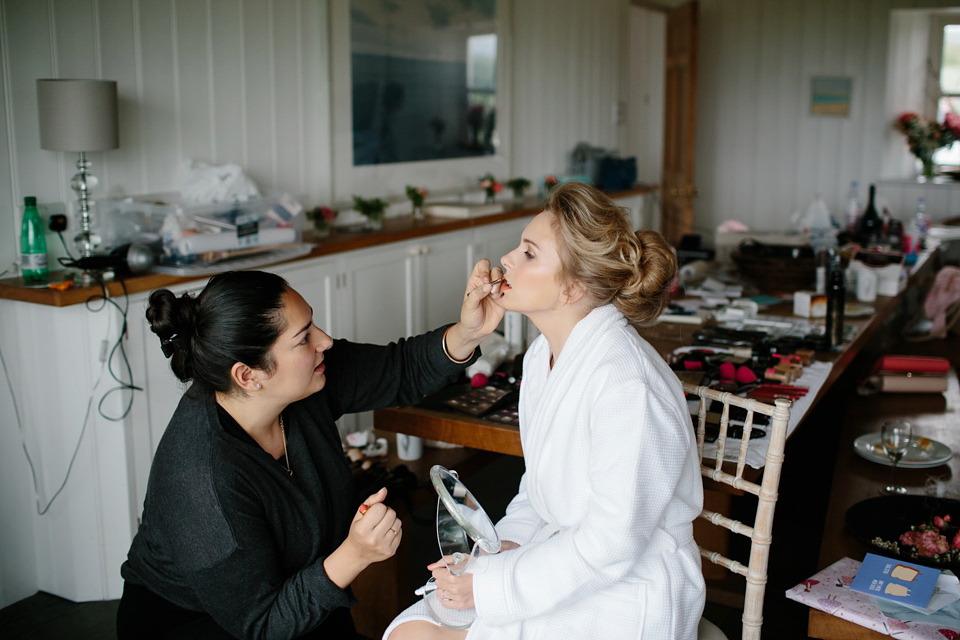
[175,0,215,164]
[624,6,664,186]
[137,0,179,193]
[210,0,246,166]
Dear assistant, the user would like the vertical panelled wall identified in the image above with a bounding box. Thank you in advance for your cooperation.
[0,0,627,276]
[693,0,960,237]
[507,0,627,184]
[625,5,665,188]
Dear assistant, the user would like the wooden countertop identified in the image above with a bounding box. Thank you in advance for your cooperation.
[0,186,657,307]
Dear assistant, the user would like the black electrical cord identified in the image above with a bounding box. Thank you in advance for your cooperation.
[84,274,143,421]
[56,231,76,261]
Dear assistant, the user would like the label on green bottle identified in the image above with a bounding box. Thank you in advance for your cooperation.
[21,253,47,271]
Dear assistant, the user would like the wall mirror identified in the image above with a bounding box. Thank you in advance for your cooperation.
[330,0,511,201]
[350,0,498,166]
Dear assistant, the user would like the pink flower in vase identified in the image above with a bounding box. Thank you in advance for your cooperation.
[935,514,952,529]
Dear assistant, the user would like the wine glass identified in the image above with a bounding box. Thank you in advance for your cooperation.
[881,420,913,495]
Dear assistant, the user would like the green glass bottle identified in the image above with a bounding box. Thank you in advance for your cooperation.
[20,196,48,283]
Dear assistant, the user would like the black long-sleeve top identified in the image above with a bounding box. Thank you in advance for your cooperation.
[121,326,476,640]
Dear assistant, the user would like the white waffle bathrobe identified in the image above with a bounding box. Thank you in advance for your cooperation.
[385,305,704,639]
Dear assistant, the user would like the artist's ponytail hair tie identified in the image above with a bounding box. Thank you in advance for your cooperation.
[160,334,189,358]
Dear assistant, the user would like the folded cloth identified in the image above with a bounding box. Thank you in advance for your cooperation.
[924,266,960,338]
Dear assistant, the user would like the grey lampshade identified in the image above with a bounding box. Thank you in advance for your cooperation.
[36,79,119,152]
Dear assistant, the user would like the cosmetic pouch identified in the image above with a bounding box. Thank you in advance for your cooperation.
[871,355,950,376]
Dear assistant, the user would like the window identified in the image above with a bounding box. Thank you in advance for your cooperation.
[930,16,960,166]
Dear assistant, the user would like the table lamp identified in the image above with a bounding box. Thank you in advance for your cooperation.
[36,79,119,262]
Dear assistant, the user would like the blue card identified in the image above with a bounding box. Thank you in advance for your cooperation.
[851,553,941,609]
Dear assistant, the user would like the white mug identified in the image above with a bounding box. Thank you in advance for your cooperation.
[396,434,423,460]
[856,268,878,302]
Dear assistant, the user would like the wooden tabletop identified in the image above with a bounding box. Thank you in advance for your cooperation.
[808,336,960,639]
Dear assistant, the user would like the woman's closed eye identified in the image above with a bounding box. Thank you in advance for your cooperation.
[524,250,534,259]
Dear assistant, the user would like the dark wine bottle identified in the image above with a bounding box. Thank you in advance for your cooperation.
[856,184,882,246]
[825,265,845,348]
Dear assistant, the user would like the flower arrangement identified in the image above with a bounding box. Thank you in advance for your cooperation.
[506,177,531,201]
[478,173,503,203]
[353,195,388,230]
[543,174,559,194]
[894,111,960,179]
[406,185,428,208]
[305,205,336,238]
[406,185,428,220]
[871,513,960,563]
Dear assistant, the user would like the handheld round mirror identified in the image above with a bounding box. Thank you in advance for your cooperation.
[424,465,501,629]
[431,465,501,558]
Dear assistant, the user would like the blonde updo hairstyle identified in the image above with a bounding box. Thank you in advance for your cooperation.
[543,182,676,326]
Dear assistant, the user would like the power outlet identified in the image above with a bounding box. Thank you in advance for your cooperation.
[39,201,67,231]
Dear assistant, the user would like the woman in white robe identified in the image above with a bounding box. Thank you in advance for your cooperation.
[386,182,705,640]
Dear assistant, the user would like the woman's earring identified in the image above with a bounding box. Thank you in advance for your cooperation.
[256,383,261,390]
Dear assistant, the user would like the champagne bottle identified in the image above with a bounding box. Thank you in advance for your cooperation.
[856,184,882,246]
[19,196,48,283]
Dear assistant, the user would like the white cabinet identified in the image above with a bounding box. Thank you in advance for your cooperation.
[269,255,341,339]
[0,295,133,604]
[412,228,477,335]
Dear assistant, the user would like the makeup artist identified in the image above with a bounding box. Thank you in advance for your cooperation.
[116,261,505,640]
[386,182,705,640]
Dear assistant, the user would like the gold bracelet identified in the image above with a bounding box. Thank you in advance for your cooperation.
[442,326,473,364]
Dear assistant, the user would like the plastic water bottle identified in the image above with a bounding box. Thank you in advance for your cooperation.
[908,197,930,254]
[845,181,861,231]
[19,196,48,283]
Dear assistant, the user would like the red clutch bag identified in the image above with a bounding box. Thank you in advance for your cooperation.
[871,355,950,376]
[862,355,950,394]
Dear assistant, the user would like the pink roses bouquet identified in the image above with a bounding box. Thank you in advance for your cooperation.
[872,513,960,562]
[894,111,960,178]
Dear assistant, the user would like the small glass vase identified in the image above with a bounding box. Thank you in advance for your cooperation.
[412,204,425,221]
[312,222,331,239]
[512,189,525,205]
[920,157,937,181]
[366,211,384,231]
[484,191,496,204]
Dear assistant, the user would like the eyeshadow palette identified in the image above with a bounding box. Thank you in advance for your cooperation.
[483,405,520,426]
[443,386,512,416]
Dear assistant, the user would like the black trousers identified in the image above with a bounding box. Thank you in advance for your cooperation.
[116,581,358,640]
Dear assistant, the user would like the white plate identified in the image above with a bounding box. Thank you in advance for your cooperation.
[845,302,874,317]
[853,433,953,468]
